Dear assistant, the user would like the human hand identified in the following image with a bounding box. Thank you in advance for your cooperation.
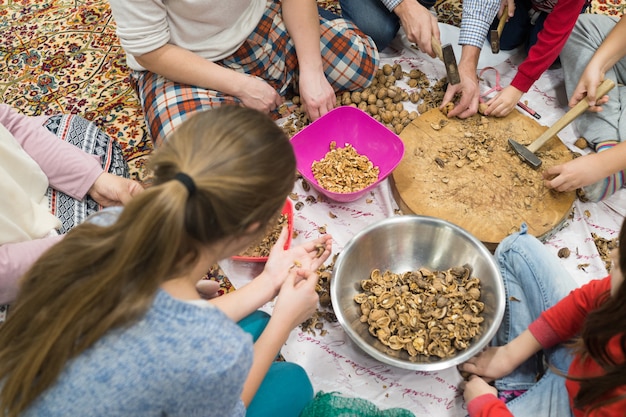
[458,346,516,381]
[395,0,440,57]
[298,70,336,121]
[196,279,221,300]
[272,268,320,329]
[88,172,144,206]
[484,86,523,117]
[569,68,610,112]
[501,0,515,17]
[441,63,480,118]
[461,375,498,404]
[239,76,284,113]
[262,228,333,296]
[543,153,605,192]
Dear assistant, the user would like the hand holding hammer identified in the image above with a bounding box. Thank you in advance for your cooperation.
[508,78,615,169]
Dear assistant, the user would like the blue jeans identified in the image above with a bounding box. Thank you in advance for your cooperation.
[240,311,314,417]
[492,224,577,417]
[339,0,436,50]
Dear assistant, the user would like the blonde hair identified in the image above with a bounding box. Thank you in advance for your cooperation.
[0,106,296,416]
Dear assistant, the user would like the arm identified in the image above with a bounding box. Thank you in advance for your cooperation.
[281,0,336,121]
[459,330,542,417]
[485,0,585,117]
[543,19,626,191]
[543,141,626,192]
[0,105,101,200]
[460,330,542,381]
[464,381,513,417]
[0,236,63,304]
[240,268,319,406]
[135,44,283,114]
[460,278,610,415]
[459,331,540,416]
[570,15,626,108]
[512,0,585,94]
[392,0,440,57]
[0,105,142,205]
[442,0,500,118]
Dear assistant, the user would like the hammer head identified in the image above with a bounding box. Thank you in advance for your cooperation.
[490,29,501,53]
[441,43,460,85]
[508,138,542,169]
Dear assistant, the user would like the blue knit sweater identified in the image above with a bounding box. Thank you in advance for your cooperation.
[22,289,253,416]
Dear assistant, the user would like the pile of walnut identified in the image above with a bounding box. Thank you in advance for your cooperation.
[311,141,380,193]
[300,254,339,336]
[354,265,484,359]
[237,213,288,258]
[593,233,618,272]
[282,64,450,137]
[558,210,618,273]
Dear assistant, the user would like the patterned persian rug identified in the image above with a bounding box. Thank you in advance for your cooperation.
[0,0,152,182]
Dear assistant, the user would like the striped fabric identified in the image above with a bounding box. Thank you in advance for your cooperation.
[131,0,379,146]
[43,114,129,234]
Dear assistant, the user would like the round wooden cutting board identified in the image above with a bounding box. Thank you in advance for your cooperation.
[391,107,577,251]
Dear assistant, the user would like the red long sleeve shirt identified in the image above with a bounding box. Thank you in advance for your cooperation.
[511,0,586,93]
[468,277,626,417]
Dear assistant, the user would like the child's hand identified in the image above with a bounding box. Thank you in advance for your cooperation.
[461,375,498,404]
[261,228,333,295]
[570,68,610,112]
[484,86,523,117]
[458,345,516,381]
[543,152,607,192]
[272,268,320,329]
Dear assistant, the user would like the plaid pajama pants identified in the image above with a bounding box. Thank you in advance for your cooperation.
[131,0,379,146]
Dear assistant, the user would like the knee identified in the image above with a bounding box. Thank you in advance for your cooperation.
[273,363,314,410]
[370,27,400,51]
[247,362,313,417]
[338,0,399,51]
[495,224,542,261]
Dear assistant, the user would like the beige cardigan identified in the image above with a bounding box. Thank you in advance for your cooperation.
[0,123,61,245]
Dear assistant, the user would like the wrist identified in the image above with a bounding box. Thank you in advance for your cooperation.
[254,271,281,300]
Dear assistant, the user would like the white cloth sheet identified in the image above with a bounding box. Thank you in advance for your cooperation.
[221,26,625,415]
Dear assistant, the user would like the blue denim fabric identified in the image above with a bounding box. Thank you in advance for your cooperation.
[339,0,401,50]
[491,224,577,417]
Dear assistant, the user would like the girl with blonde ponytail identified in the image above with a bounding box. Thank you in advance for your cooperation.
[0,106,332,417]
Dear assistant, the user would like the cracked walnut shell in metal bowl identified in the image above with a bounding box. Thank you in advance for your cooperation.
[330,215,505,371]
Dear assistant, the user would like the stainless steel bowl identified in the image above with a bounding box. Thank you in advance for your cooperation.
[331,215,505,371]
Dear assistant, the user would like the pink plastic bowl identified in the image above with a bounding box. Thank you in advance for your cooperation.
[290,106,405,203]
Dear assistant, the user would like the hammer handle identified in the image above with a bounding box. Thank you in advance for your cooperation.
[527,78,615,153]
[431,36,444,62]
[496,5,508,36]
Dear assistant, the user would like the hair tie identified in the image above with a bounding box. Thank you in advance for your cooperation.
[174,172,196,196]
